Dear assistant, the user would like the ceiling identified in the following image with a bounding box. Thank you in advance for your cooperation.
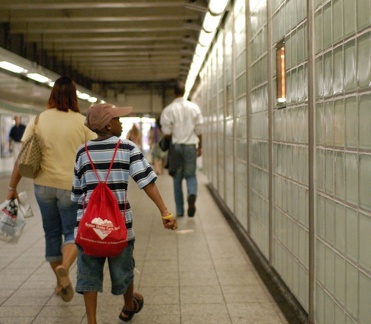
[0,0,208,112]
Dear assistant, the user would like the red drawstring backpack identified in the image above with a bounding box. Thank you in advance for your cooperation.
[75,140,128,257]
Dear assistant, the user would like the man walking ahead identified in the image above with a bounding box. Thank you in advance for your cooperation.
[160,81,203,217]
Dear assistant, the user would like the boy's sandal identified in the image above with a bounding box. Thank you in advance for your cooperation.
[119,293,144,322]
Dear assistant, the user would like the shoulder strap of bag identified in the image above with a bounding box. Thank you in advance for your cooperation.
[84,140,121,183]
[32,115,40,134]
[31,115,40,135]
[81,140,126,215]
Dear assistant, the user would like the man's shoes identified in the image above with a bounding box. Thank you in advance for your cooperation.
[187,194,196,217]
[176,213,184,217]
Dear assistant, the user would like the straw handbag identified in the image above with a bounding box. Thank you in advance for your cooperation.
[17,115,43,178]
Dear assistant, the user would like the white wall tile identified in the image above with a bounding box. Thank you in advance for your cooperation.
[333,0,344,42]
[345,97,358,148]
[359,95,371,150]
[317,240,325,284]
[324,101,334,146]
[359,154,371,211]
[344,40,357,92]
[345,154,358,206]
[357,32,371,89]
[335,152,346,200]
[359,213,371,271]
[323,3,333,48]
[359,271,371,322]
[345,261,359,317]
[316,284,325,323]
[335,253,346,305]
[315,10,323,53]
[357,0,370,31]
[346,207,358,261]
[333,46,344,94]
[325,199,335,245]
[344,0,356,37]
[335,203,346,252]
[325,150,334,195]
[324,292,335,324]
[334,303,347,324]
[325,245,335,294]
[334,99,345,146]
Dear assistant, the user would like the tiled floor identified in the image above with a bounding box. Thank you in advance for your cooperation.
[0,171,289,324]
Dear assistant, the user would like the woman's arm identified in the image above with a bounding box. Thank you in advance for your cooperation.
[7,159,22,200]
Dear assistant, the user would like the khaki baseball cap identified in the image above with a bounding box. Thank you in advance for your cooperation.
[85,103,132,131]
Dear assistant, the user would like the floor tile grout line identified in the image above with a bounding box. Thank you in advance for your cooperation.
[195,185,234,324]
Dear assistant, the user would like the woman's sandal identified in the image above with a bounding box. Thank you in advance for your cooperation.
[55,286,62,296]
[118,293,144,322]
[55,265,74,302]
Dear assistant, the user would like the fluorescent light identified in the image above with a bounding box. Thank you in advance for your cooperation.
[185,1,228,96]
[203,11,221,33]
[198,29,215,47]
[195,44,209,57]
[190,59,202,72]
[77,92,90,100]
[208,0,229,15]
[88,96,98,103]
[0,61,27,73]
[27,73,50,83]
[192,55,204,67]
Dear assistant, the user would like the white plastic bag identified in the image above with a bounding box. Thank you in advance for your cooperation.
[17,191,34,218]
[0,199,26,243]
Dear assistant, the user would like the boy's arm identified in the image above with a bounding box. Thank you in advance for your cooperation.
[143,182,177,230]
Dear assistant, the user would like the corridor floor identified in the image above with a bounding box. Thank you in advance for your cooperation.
[0,171,289,324]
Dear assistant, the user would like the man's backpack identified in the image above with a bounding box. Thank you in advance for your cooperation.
[75,140,128,257]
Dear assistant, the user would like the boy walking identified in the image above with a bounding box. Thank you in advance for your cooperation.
[71,103,177,324]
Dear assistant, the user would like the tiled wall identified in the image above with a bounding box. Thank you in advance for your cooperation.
[248,0,270,259]
[271,0,310,312]
[314,0,371,322]
[193,0,371,322]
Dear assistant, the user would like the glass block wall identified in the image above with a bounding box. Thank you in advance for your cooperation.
[314,0,371,322]
[248,0,270,257]
[271,0,310,312]
[192,0,371,322]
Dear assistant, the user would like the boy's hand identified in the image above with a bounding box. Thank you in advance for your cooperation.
[162,216,178,230]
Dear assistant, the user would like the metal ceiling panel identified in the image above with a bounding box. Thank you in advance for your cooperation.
[0,0,206,85]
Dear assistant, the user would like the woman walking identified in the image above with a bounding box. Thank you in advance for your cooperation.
[6,76,96,302]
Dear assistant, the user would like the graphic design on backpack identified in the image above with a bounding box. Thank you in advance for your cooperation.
[75,140,128,257]
[90,217,119,240]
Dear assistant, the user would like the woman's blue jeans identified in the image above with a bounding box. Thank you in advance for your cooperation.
[34,184,78,262]
[172,144,198,215]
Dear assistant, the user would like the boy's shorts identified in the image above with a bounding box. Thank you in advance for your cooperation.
[75,241,135,295]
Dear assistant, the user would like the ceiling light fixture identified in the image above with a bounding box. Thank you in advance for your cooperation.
[88,96,98,103]
[202,12,222,33]
[198,30,216,47]
[209,0,229,15]
[26,73,50,83]
[0,61,27,74]
[185,0,230,97]
[77,92,90,100]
